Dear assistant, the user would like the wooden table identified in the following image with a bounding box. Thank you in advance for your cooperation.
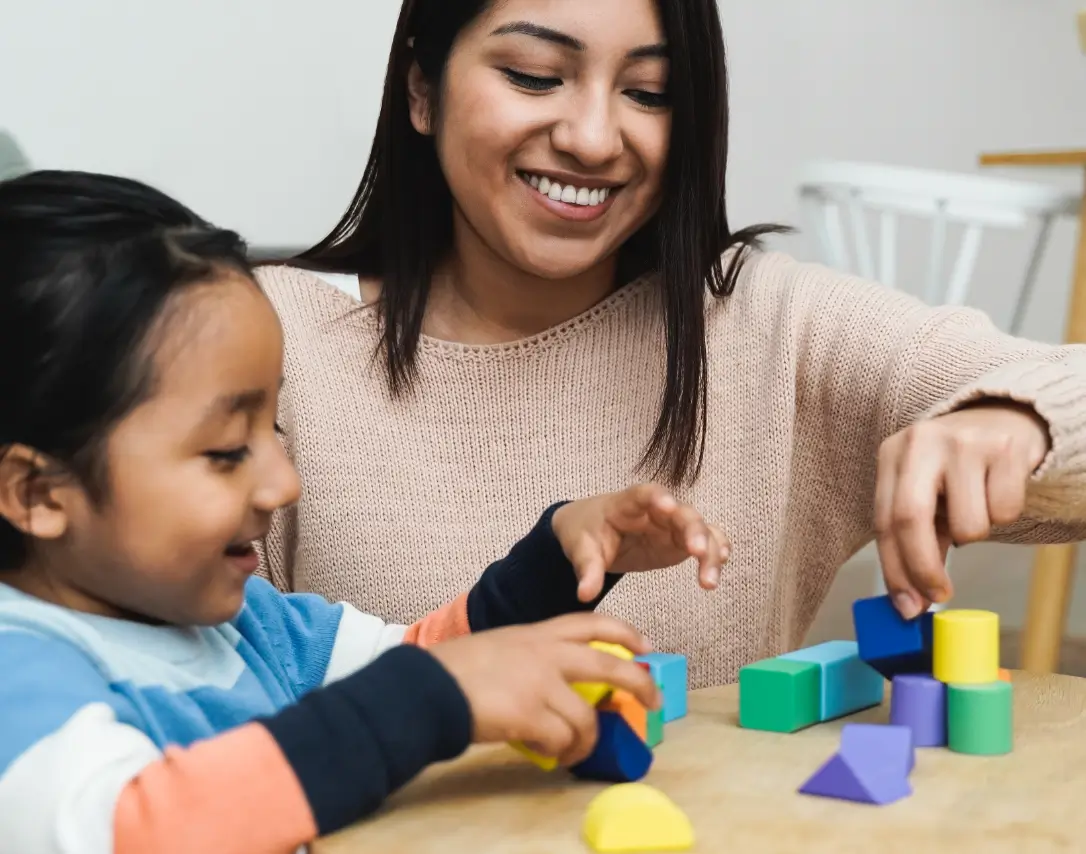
[979,149,1086,674]
[317,672,1086,853]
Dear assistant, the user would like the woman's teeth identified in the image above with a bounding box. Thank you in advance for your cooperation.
[522,173,612,207]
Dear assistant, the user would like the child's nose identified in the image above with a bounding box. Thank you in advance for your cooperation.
[255,449,301,512]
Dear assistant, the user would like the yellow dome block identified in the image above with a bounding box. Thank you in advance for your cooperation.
[511,642,634,769]
[583,783,694,852]
[933,610,999,684]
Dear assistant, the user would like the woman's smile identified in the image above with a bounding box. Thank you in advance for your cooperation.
[517,170,622,223]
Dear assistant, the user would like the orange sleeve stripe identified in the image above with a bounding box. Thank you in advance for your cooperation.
[114,723,317,854]
[402,593,471,647]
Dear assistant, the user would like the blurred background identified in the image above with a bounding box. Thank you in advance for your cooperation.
[2,0,1086,664]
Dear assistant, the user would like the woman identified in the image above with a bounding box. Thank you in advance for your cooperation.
[257,0,1086,688]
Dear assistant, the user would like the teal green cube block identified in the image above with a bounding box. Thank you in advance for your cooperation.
[739,658,820,733]
[646,706,664,747]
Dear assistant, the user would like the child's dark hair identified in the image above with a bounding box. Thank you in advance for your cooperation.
[0,170,252,570]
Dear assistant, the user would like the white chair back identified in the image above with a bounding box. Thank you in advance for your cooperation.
[798,160,1080,334]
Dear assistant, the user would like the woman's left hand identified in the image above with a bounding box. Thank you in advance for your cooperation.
[875,401,1050,619]
[552,484,730,603]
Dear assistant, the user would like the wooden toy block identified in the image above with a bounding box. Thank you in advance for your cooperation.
[583,783,694,852]
[738,658,820,733]
[947,681,1013,756]
[600,689,648,742]
[779,640,885,721]
[798,723,914,806]
[571,710,654,783]
[852,595,934,678]
[635,653,688,722]
[889,674,947,747]
[998,668,1011,682]
[511,641,633,769]
[932,610,999,684]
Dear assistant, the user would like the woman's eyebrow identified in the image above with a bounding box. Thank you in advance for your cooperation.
[490,21,667,59]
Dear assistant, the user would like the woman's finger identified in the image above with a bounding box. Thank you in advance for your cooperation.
[986,445,1031,527]
[891,440,950,605]
[874,439,923,618]
[943,445,992,546]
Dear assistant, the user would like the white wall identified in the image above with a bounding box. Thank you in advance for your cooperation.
[4,0,1086,632]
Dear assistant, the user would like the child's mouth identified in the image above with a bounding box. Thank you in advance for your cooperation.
[224,542,259,574]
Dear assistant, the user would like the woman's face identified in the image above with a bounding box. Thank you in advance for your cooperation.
[413,0,671,281]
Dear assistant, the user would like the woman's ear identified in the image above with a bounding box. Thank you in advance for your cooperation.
[0,446,72,542]
[406,61,435,136]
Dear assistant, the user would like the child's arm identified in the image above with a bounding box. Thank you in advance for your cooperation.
[0,629,469,854]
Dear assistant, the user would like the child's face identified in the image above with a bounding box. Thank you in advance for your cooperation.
[53,272,300,625]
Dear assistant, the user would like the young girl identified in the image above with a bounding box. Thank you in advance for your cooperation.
[0,170,728,854]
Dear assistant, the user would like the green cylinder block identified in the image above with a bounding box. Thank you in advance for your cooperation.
[947,681,1013,755]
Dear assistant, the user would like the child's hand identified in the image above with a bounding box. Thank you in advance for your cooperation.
[552,483,730,602]
[428,613,658,767]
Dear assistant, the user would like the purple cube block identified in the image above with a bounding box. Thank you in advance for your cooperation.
[889,674,947,747]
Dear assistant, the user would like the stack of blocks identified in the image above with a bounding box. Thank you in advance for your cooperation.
[739,594,1014,805]
[510,645,689,782]
[508,644,693,852]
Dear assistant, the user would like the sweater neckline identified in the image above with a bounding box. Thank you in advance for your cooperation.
[319,270,657,358]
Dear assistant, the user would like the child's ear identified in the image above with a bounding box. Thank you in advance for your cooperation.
[406,61,435,136]
[0,446,72,542]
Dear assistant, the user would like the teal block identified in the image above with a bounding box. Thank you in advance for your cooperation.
[780,640,885,722]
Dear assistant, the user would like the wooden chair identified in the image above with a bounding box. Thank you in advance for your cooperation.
[798,160,1080,624]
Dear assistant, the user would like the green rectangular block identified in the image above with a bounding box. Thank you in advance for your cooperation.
[738,658,820,733]
[646,706,664,747]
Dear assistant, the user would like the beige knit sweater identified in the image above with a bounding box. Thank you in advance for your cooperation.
[256,251,1086,689]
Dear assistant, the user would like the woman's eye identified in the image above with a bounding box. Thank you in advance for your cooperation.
[502,69,562,92]
[205,446,251,469]
[626,89,670,109]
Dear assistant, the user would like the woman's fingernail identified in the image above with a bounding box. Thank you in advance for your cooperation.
[705,567,720,588]
[690,535,707,552]
[893,592,921,619]
[721,546,731,562]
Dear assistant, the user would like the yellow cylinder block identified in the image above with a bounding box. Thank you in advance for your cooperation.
[933,609,999,684]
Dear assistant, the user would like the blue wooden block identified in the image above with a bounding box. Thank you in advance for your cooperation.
[779,640,885,721]
[636,653,687,722]
[852,595,934,679]
[571,710,654,782]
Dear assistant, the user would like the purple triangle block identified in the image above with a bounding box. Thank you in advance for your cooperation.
[799,753,912,806]
[840,723,915,776]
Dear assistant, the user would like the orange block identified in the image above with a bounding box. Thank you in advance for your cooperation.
[600,689,648,742]
[998,668,1011,682]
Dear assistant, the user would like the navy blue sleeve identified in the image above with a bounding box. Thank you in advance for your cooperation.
[465,502,622,632]
[260,643,471,836]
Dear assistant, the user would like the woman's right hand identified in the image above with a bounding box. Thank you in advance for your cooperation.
[427,613,660,767]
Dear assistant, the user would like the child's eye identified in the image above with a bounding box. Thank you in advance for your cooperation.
[502,69,562,92]
[205,447,251,469]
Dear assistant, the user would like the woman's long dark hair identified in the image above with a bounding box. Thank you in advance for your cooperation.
[298,0,784,486]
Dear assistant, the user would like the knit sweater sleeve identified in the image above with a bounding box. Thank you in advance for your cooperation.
[779,254,1086,543]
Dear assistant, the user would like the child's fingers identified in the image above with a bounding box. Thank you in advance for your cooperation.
[559,644,661,711]
[564,534,609,602]
[544,612,652,654]
[520,709,577,762]
[614,483,677,524]
[546,684,600,766]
